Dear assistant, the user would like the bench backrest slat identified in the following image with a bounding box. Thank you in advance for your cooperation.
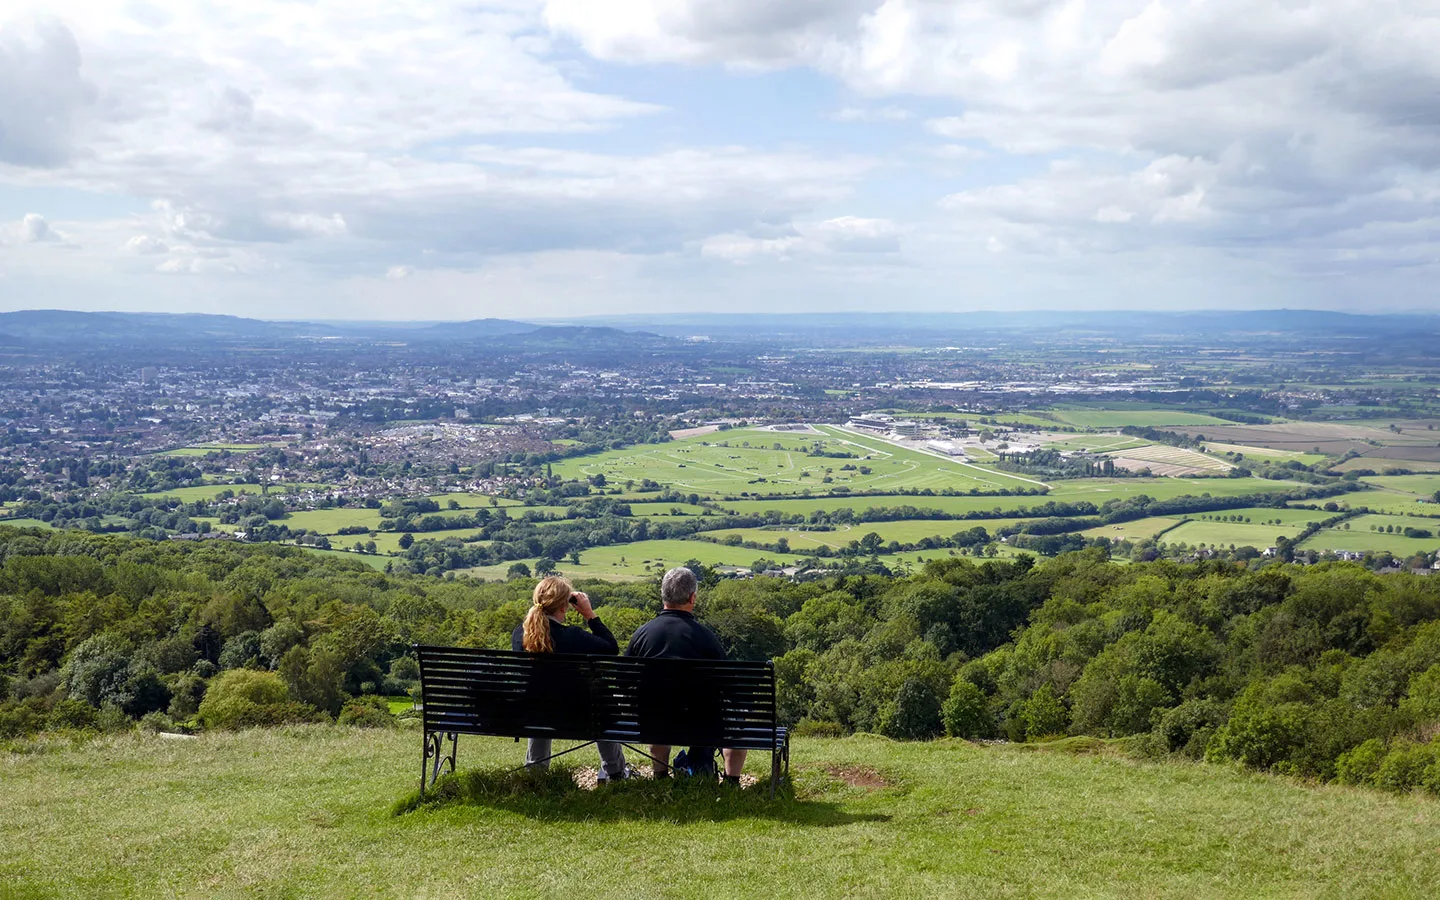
[416,645,778,749]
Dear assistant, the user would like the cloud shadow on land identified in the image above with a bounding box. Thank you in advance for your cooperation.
[391,764,892,826]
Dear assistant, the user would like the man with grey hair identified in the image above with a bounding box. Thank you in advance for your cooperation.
[625,566,748,783]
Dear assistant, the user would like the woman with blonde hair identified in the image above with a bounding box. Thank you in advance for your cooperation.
[511,575,629,780]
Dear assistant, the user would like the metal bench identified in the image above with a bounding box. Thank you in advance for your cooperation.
[415,644,792,798]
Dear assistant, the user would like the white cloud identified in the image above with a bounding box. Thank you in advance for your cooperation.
[699,215,903,263]
[543,0,1440,276]
[125,234,168,254]
[0,16,96,166]
[831,106,911,123]
[20,212,55,242]
[385,265,411,280]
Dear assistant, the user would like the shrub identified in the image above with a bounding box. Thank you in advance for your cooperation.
[1400,664,1440,724]
[942,680,995,739]
[792,718,847,738]
[47,698,97,730]
[881,677,943,740]
[1373,741,1440,793]
[1018,684,1069,741]
[1335,738,1387,786]
[218,631,264,670]
[197,670,323,729]
[338,696,395,728]
[137,711,177,733]
[1150,699,1228,759]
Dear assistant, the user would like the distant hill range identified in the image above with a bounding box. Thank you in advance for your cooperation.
[561,309,1440,343]
[0,310,654,348]
[2,308,1437,350]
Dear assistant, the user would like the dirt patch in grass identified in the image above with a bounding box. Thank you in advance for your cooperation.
[823,765,894,789]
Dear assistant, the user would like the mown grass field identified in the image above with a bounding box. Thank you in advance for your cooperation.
[1363,474,1440,497]
[158,443,265,457]
[695,518,1037,551]
[2,728,1435,898]
[140,483,331,503]
[1299,515,1440,556]
[553,427,1039,497]
[1048,409,1237,428]
[1081,516,1182,542]
[1322,490,1440,516]
[460,539,811,580]
[1162,520,1311,549]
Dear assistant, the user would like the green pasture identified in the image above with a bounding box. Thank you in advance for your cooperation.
[283,508,386,534]
[425,493,526,509]
[696,518,1036,551]
[3,728,1436,898]
[1187,507,1334,527]
[622,501,710,518]
[140,483,331,503]
[1333,456,1440,474]
[1080,517,1182,542]
[297,547,390,570]
[158,443,265,457]
[1203,442,1329,465]
[1045,476,1299,502]
[1296,515,1440,556]
[1320,491,1440,516]
[1362,474,1440,497]
[0,517,55,529]
[462,539,811,580]
[1048,409,1237,428]
[1161,520,1315,549]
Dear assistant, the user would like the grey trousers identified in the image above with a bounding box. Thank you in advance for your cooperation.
[526,738,626,777]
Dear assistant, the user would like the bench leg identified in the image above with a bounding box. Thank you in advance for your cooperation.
[422,730,458,795]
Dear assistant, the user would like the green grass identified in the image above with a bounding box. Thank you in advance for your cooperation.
[1162,520,1314,549]
[139,483,331,503]
[1300,515,1440,556]
[696,518,1038,551]
[0,517,55,529]
[282,508,386,533]
[1080,516,1183,542]
[460,539,812,580]
[1049,409,1237,428]
[159,443,265,457]
[2,728,1436,898]
[298,547,391,570]
[1203,442,1329,466]
[552,426,1040,498]
[1321,490,1440,516]
[1362,474,1440,497]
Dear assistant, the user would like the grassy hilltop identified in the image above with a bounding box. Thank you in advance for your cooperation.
[2,728,1436,899]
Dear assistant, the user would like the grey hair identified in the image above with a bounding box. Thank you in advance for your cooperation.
[661,566,698,607]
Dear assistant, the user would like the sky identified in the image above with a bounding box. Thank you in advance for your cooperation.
[0,0,1437,321]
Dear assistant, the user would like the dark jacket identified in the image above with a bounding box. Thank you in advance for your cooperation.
[511,616,619,655]
[625,609,727,660]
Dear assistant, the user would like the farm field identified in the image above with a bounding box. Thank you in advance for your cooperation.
[1301,518,1440,556]
[3,728,1435,898]
[1320,491,1440,516]
[461,539,811,580]
[712,494,1053,517]
[159,443,265,457]
[1080,517,1182,542]
[1049,409,1237,428]
[297,547,390,570]
[1331,456,1440,474]
[140,483,331,503]
[282,507,386,533]
[1175,421,1440,459]
[1104,443,1231,475]
[622,501,710,518]
[1202,442,1328,465]
[1362,474,1440,497]
[694,518,1036,552]
[425,493,527,509]
[1161,520,1316,549]
[1044,476,1296,501]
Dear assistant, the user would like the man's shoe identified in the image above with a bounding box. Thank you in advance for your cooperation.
[722,775,742,787]
[596,765,632,784]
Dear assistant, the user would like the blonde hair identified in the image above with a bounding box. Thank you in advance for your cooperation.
[521,575,573,653]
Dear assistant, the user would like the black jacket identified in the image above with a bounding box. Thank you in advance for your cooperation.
[625,609,727,660]
[511,616,619,655]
